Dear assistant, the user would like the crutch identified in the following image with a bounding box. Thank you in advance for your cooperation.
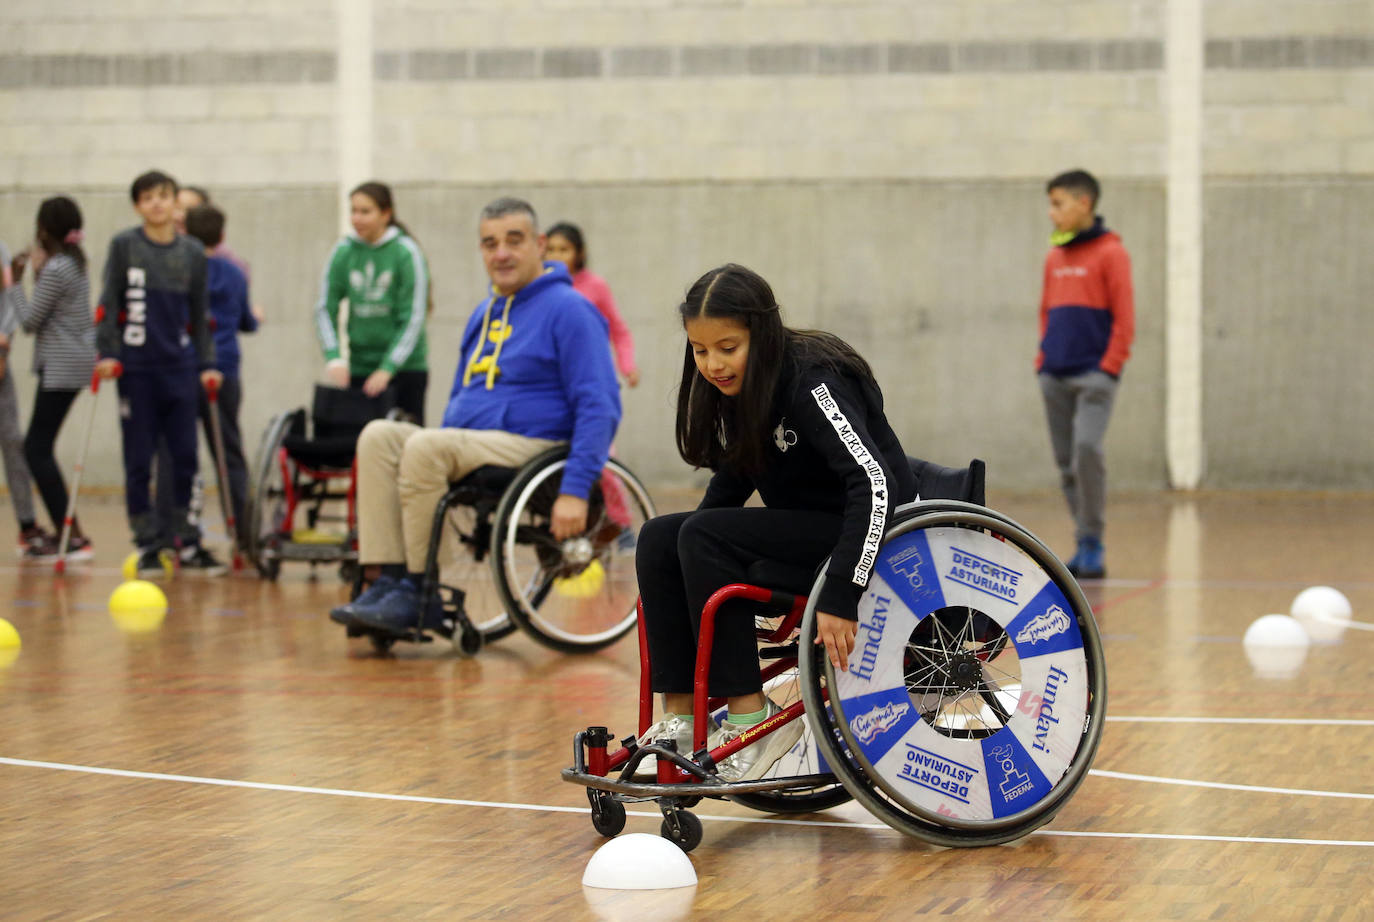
[55,362,120,575]
[203,376,243,572]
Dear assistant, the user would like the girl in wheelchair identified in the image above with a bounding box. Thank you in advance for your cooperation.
[636,263,917,782]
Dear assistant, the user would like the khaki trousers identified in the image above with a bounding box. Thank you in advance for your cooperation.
[356,420,560,570]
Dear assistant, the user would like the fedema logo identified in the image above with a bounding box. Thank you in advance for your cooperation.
[990,743,1034,801]
[887,545,925,592]
[849,700,910,744]
[1015,604,1071,645]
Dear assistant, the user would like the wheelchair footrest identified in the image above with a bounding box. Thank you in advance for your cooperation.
[562,767,838,799]
[267,541,355,562]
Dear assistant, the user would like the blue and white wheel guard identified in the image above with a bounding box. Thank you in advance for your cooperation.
[832,526,1088,821]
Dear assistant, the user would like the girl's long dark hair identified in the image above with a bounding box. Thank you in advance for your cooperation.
[676,263,877,474]
[35,196,86,271]
[351,180,433,315]
[546,221,587,271]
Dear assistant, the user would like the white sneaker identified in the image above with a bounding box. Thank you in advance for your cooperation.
[631,714,716,778]
[708,699,805,783]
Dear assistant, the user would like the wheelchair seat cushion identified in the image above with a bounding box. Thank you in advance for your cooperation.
[282,434,359,471]
[745,559,820,597]
[451,465,519,496]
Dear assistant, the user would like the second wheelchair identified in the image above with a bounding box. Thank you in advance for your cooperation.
[339,446,657,657]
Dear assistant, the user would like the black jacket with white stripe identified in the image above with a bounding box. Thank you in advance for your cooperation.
[698,355,916,620]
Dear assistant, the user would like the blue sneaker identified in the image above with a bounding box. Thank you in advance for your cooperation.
[351,580,424,637]
[1063,545,1083,575]
[1072,538,1106,580]
[330,574,398,627]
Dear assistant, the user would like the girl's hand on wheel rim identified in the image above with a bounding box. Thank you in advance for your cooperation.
[815,611,858,671]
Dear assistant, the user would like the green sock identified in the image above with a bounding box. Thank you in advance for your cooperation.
[727,706,768,727]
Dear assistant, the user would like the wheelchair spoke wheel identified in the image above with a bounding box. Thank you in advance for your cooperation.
[245,408,302,579]
[728,647,851,815]
[491,451,655,653]
[800,502,1106,847]
[440,504,513,638]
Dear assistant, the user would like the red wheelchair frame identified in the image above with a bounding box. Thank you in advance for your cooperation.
[565,580,831,852]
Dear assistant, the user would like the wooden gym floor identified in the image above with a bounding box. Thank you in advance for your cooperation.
[0,490,1371,921]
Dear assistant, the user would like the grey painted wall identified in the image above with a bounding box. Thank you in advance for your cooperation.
[3,0,1373,493]
[5,178,1166,492]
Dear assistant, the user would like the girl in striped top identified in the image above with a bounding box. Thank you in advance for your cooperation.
[1,196,97,559]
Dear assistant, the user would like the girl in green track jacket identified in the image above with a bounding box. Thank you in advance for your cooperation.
[314,181,430,422]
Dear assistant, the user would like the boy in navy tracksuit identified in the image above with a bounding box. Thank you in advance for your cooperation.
[95,170,224,575]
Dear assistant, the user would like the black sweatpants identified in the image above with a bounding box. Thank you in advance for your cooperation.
[119,369,200,548]
[637,507,841,699]
[350,370,427,426]
[23,385,79,530]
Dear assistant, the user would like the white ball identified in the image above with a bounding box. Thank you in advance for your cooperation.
[1242,614,1310,679]
[582,833,698,891]
[1290,586,1353,644]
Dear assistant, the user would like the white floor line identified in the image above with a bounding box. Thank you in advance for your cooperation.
[1108,715,1374,727]
[3,756,1371,848]
[1089,768,1374,800]
[1033,830,1374,847]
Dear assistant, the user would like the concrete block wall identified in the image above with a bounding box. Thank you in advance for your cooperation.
[0,0,1371,490]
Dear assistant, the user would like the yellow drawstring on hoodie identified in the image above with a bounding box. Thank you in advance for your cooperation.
[461,293,514,390]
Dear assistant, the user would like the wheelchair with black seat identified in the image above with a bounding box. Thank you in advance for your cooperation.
[563,457,1107,851]
[244,384,398,582]
[341,445,657,658]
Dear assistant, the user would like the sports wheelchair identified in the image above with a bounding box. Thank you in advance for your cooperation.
[563,458,1107,851]
[244,385,396,581]
[341,445,657,657]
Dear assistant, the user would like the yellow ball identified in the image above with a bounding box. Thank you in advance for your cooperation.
[109,580,169,634]
[0,617,20,669]
[123,550,173,581]
[554,559,606,599]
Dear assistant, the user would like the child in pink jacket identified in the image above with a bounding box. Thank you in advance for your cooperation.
[546,222,639,388]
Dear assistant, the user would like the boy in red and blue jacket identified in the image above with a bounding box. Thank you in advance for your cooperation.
[1036,169,1135,579]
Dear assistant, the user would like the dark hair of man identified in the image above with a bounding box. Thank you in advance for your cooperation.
[546,221,586,271]
[479,196,539,232]
[184,205,226,249]
[35,196,87,270]
[1046,169,1100,208]
[676,263,877,474]
[130,169,178,203]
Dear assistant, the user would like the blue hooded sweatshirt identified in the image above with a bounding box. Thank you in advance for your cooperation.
[443,261,621,499]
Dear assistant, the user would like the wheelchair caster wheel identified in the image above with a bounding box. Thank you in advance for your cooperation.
[660,810,703,852]
[588,790,626,838]
[369,634,395,655]
[451,627,483,658]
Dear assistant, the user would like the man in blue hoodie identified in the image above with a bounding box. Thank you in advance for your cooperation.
[333,197,622,635]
